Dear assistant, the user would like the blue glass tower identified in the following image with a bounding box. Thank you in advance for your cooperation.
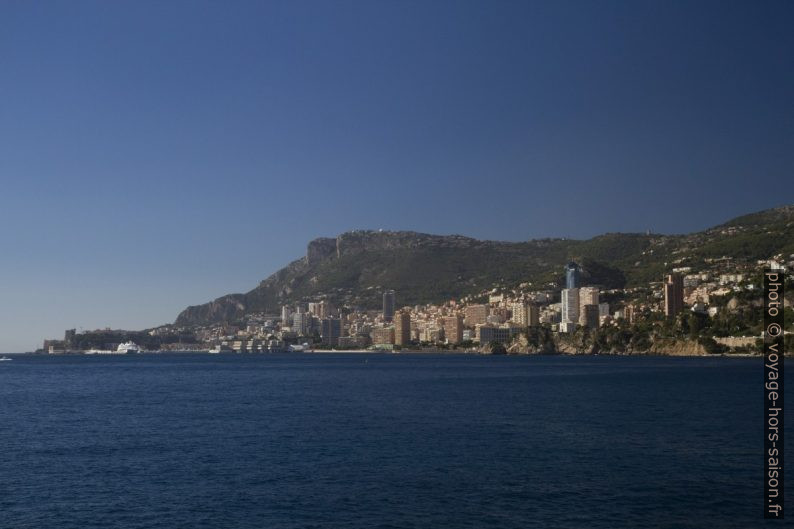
[565,262,580,289]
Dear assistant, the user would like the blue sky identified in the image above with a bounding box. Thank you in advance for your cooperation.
[1,0,792,352]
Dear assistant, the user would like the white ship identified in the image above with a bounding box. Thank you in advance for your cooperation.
[117,342,141,354]
[85,348,115,354]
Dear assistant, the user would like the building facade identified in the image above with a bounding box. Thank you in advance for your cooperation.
[292,312,312,336]
[309,301,332,319]
[578,287,599,326]
[580,304,600,329]
[383,290,396,322]
[320,318,342,347]
[478,325,522,344]
[511,302,540,326]
[464,304,489,327]
[664,273,684,317]
[443,315,464,345]
[565,262,581,289]
[394,310,411,346]
[561,288,580,325]
[371,326,395,345]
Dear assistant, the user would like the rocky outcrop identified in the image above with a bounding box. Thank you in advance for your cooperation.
[176,294,247,326]
[504,333,713,356]
[334,230,483,256]
[649,339,707,356]
[506,333,557,354]
[306,238,337,265]
[305,231,483,264]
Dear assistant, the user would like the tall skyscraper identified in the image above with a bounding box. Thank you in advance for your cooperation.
[561,288,580,324]
[394,310,411,346]
[383,290,395,322]
[664,273,684,317]
[320,318,342,347]
[565,262,581,289]
[443,315,464,345]
[281,306,292,326]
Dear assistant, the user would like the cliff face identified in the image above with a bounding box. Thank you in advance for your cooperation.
[175,257,308,326]
[175,231,494,325]
[175,294,248,327]
[306,238,336,264]
[173,205,794,327]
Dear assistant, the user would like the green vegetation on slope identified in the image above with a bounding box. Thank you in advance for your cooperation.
[175,205,794,325]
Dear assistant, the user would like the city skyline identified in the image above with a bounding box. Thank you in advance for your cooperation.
[2,202,791,353]
[38,244,772,356]
[1,1,793,352]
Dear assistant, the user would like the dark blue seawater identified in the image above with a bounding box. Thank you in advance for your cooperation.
[0,354,788,528]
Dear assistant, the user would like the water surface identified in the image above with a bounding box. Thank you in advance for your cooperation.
[0,354,786,528]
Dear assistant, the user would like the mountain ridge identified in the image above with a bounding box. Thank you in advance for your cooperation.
[175,205,794,326]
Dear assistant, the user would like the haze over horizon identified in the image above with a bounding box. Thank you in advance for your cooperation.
[1,0,793,352]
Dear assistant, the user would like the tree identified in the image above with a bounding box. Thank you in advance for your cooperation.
[489,341,507,355]
[688,312,709,338]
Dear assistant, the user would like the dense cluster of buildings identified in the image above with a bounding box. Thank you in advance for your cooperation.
[193,263,690,351]
[43,255,790,353]
[558,263,609,333]
[201,256,784,352]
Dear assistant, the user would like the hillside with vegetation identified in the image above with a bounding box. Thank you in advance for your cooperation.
[175,205,794,326]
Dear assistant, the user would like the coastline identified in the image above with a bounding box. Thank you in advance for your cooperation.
[7,349,776,358]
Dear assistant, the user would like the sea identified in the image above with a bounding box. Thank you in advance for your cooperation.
[0,353,788,529]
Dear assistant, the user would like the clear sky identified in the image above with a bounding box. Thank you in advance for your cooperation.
[1,0,792,352]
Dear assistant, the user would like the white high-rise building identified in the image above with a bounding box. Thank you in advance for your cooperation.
[561,288,580,325]
[281,306,292,327]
